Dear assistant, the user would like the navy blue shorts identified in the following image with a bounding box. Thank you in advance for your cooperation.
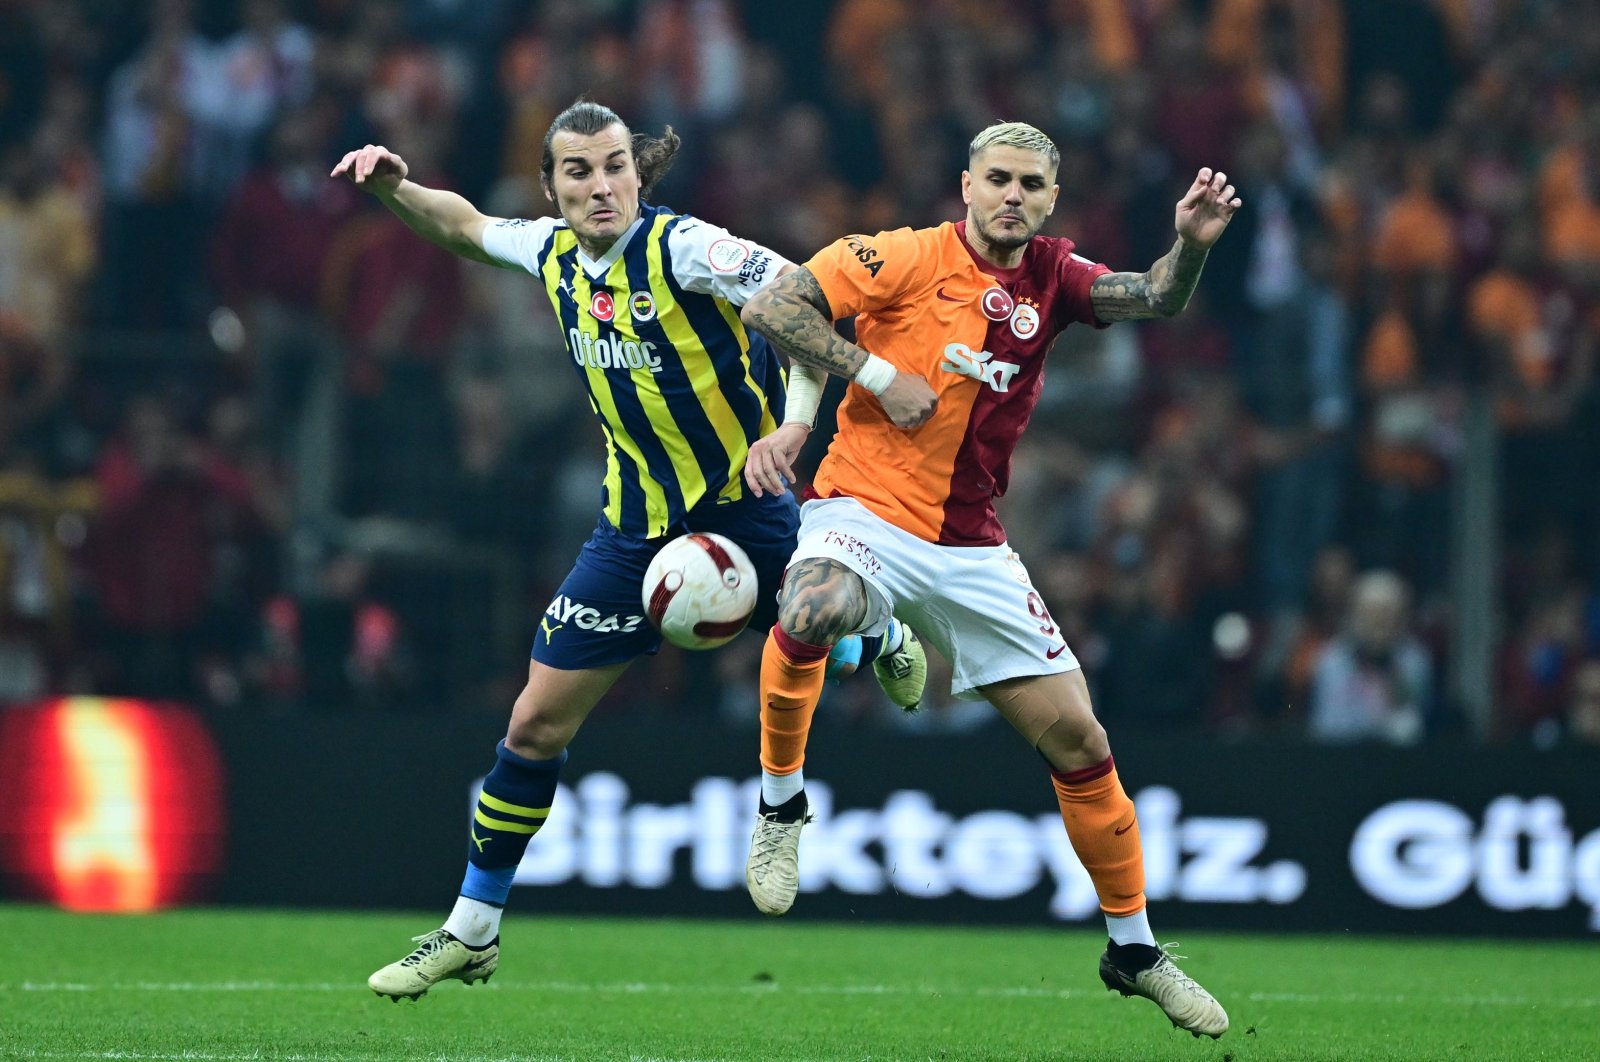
[531,491,800,669]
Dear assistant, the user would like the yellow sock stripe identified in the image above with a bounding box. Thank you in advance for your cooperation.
[478,791,552,819]
[474,808,544,835]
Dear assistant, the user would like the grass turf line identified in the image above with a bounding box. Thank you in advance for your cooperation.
[1,906,1596,1061]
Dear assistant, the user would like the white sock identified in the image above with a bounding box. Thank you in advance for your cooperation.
[1105,908,1156,947]
[443,895,502,946]
[762,767,806,806]
[880,617,904,656]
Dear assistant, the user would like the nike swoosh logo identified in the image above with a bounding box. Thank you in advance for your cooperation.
[935,287,962,302]
[1046,644,1068,659]
[1114,818,1137,836]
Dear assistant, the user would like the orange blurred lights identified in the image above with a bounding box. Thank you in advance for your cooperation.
[0,698,225,912]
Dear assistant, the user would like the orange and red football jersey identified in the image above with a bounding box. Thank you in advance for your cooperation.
[806,221,1110,545]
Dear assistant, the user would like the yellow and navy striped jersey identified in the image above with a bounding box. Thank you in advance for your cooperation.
[481,204,792,538]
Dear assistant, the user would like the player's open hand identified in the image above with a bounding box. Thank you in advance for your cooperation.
[1174,168,1242,249]
[878,373,938,430]
[745,421,810,497]
[330,144,408,195]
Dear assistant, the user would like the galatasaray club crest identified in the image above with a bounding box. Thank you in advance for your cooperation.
[1010,299,1040,339]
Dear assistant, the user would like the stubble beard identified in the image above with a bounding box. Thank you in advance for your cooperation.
[985,220,1036,251]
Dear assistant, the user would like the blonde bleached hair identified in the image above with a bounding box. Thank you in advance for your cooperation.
[967,122,1060,171]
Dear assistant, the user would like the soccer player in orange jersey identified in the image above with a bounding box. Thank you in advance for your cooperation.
[736,122,1241,1039]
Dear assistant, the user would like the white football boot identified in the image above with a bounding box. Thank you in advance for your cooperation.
[368,929,499,1000]
[1098,941,1229,1038]
[745,794,810,916]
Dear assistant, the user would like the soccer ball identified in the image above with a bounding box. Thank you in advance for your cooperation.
[642,532,760,650]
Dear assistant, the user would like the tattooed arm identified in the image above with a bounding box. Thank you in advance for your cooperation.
[741,267,937,429]
[1092,166,1242,323]
[1090,239,1212,321]
[740,267,861,375]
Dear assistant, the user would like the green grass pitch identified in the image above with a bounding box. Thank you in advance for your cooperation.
[1,906,1596,1061]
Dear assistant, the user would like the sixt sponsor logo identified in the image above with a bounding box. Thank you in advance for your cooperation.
[941,341,1021,393]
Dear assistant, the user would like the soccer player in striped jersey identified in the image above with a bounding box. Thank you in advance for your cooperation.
[334,100,929,1000]
[737,122,1239,1038]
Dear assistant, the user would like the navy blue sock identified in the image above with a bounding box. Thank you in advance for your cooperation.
[460,741,565,905]
[858,632,884,664]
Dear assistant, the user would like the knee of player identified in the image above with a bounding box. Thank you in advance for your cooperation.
[776,586,857,645]
[505,696,571,760]
[1036,711,1110,765]
[1075,716,1110,756]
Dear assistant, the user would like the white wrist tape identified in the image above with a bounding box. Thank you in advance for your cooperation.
[852,353,898,396]
[782,363,823,429]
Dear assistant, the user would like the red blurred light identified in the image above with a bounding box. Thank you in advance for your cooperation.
[0,697,226,911]
[52,699,157,910]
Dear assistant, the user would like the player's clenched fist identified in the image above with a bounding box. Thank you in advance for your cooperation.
[878,373,938,430]
[329,144,409,195]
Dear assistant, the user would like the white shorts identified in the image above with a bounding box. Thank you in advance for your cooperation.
[793,496,1080,699]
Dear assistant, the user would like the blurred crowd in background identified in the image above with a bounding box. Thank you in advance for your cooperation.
[2,0,1599,748]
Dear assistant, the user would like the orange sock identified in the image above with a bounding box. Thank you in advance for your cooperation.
[759,627,831,776]
[1051,756,1146,917]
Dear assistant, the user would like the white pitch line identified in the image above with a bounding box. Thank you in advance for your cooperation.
[4,980,1599,1009]
[6,1054,726,1062]
[2,980,1081,998]
[1245,990,1600,1009]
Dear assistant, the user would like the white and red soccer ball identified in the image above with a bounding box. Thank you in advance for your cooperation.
[642,532,759,650]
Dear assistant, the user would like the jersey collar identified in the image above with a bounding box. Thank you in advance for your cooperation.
[953,219,1036,282]
[576,214,647,278]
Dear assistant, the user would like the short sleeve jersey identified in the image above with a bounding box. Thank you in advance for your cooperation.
[480,204,792,538]
[805,221,1111,545]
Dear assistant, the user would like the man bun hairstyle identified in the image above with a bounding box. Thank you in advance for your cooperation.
[967,121,1060,171]
[540,99,681,197]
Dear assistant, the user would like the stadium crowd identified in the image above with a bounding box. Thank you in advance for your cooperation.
[1,0,1598,747]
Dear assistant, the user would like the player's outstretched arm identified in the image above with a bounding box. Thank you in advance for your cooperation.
[741,268,936,429]
[1091,166,1242,322]
[330,144,498,265]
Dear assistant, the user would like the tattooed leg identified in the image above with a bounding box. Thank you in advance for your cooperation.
[756,557,868,845]
[752,558,870,915]
[775,559,871,645]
